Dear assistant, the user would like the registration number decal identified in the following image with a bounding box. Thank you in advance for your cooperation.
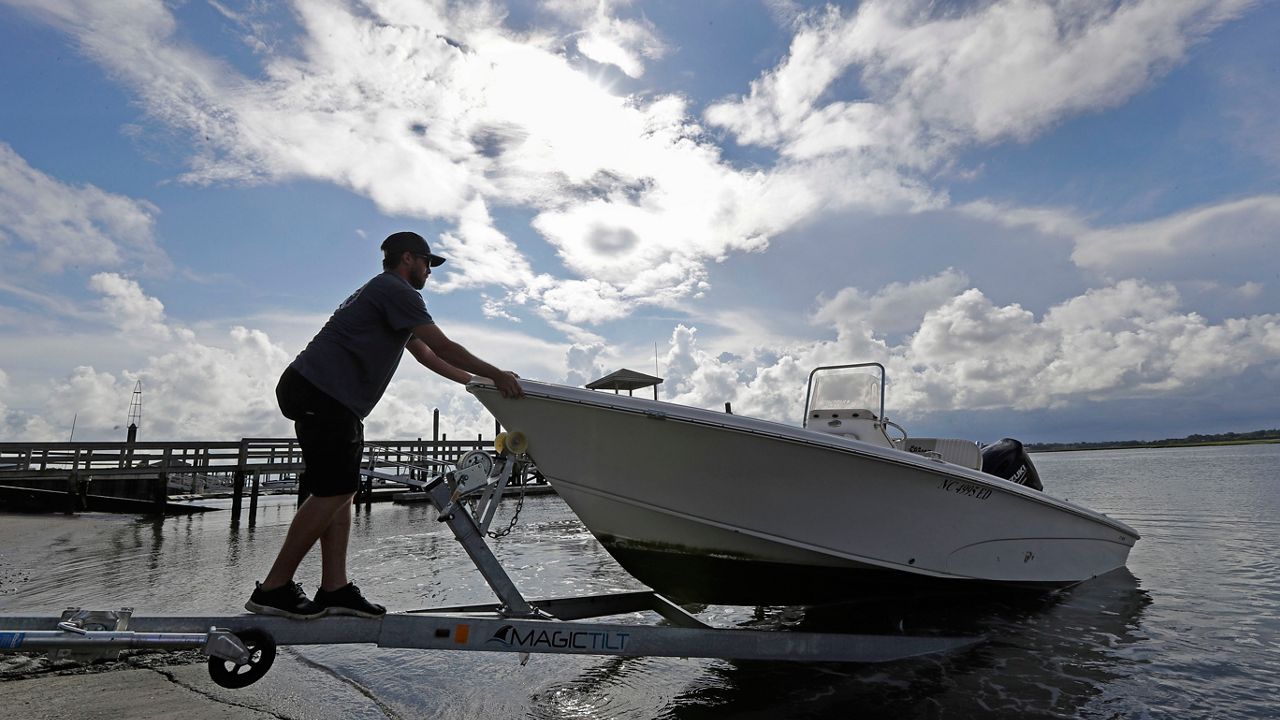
[938,478,992,500]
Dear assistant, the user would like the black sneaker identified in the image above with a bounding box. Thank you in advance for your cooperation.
[245,581,326,619]
[314,582,386,618]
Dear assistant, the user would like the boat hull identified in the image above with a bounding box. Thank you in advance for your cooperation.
[471,381,1138,605]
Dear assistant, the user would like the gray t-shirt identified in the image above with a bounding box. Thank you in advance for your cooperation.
[290,272,434,418]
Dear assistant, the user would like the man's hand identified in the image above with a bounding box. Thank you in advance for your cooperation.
[494,371,524,398]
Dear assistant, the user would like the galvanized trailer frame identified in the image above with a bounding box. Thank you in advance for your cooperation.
[0,444,982,688]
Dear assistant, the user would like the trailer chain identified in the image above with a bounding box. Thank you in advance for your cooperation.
[485,481,526,539]
[465,463,529,539]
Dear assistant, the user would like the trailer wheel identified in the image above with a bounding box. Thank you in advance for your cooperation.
[208,628,276,688]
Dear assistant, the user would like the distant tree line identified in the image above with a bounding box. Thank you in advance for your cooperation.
[1027,429,1280,452]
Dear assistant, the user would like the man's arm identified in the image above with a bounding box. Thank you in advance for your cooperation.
[406,337,473,384]
[410,324,524,398]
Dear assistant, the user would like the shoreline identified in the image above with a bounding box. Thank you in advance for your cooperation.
[1029,438,1280,453]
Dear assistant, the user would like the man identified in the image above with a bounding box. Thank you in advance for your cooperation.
[246,231,523,619]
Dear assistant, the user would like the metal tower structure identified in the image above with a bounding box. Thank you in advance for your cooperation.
[127,380,142,442]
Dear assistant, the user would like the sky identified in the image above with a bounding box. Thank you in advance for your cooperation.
[0,0,1278,445]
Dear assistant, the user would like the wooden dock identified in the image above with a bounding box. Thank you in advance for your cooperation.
[0,436,544,524]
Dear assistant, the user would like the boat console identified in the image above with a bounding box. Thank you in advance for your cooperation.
[804,363,981,469]
[807,408,894,446]
[803,363,895,446]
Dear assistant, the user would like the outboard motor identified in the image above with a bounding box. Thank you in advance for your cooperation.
[980,438,1043,491]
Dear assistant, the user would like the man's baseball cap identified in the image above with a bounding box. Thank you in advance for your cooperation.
[381,231,446,267]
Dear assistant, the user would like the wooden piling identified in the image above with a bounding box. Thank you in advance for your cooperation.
[231,439,249,528]
[65,471,80,515]
[432,408,440,465]
[153,446,169,513]
[248,469,260,526]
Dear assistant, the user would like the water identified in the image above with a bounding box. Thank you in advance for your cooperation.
[3,444,1280,717]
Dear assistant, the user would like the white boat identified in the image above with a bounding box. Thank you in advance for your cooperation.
[468,364,1139,605]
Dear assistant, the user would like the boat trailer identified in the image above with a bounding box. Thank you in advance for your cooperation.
[0,437,982,688]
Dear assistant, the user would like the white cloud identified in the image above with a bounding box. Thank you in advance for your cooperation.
[0,384,61,440]
[11,0,1252,337]
[205,0,279,55]
[543,0,668,79]
[661,324,700,395]
[763,0,806,28]
[656,277,1280,431]
[21,0,1208,334]
[0,142,167,275]
[7,0,799,328]
[0,275,564,442]
[956,194,1280,319]
[0,278,94,327]
[706,0,1252,170]
[661,324,811,421]
[0,276,296,440]
[431,197,539,294]
[958,199,1091,239]
[1072,195,1280,278]
[1234,282,1264,300]
[563,341,608,388]
[814,268,969,338]
[88,272,171,339]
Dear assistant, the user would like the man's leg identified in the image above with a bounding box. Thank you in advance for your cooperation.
[262,492,356,591]
[318,496,352,591]
[311,485,385,618]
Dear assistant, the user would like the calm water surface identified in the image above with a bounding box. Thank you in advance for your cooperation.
[2,444,1279,718]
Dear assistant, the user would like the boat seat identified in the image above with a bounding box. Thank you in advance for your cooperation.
[894,437,983,470]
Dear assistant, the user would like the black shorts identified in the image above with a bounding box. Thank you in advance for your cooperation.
[276,367,363,497]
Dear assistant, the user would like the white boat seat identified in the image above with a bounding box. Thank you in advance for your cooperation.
[894,437,983,470]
